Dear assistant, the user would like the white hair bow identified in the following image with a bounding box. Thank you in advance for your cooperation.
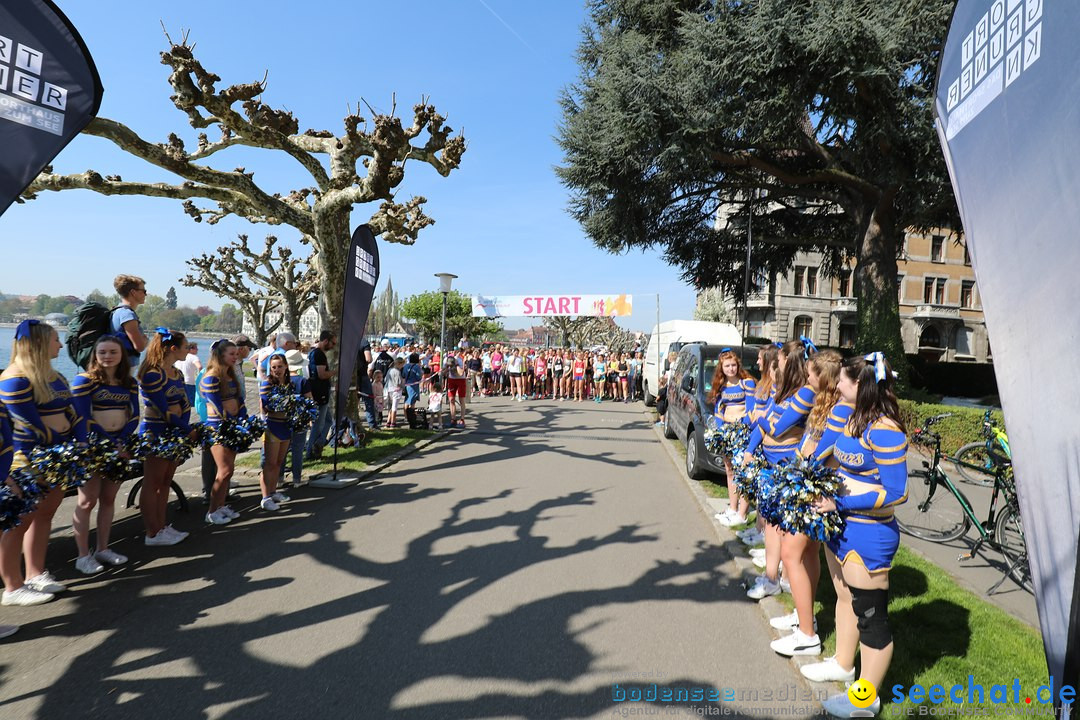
[864,352,888,382]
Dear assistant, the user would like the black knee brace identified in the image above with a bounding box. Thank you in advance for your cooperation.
[850,587,892,650]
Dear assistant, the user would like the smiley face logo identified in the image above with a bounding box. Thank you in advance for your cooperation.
[847,679,878,709]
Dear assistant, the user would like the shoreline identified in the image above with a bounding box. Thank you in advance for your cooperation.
[0,322,238,340]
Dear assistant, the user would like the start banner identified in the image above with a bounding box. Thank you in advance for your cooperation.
[473,294,632,318]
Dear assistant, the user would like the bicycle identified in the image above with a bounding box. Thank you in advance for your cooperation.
[894,412,1032,594]
[951,409,1010,487]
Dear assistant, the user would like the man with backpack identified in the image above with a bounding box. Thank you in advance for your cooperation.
[66,274,147,371]
[305,330,337,459]
[402,352,424,429]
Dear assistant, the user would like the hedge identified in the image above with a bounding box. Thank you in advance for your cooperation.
[898,400,1004,456]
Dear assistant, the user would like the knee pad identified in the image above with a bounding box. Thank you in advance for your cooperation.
[850,587,892,650]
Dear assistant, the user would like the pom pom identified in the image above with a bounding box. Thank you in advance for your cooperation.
[204,416,265,452]
[769,456,846,542]
[0,471,47,531]
[266,386,320,431]
[24,441,91,490]
[731,451,769,501]
[705,421,751,458]
[129,426,201,464]
[87,433,132,479]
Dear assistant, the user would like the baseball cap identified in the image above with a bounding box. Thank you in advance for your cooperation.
[380,339,391,347]
[230,334,257,349]
[284,349,307,375]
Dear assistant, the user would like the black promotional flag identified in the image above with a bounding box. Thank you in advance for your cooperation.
[335,224,380,434]
[0,0,103,217]
[936,0,1078,708]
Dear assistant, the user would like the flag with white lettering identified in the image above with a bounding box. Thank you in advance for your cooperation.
[335,224,380,430]
[0,0,102,217]
[936,0,1077,709]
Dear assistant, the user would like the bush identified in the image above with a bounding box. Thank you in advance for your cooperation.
[898,400,1004,456]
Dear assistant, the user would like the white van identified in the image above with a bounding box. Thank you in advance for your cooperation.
[642,320,742,405]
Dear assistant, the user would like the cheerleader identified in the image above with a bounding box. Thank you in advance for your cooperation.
[70,336,139,572]
[710,349,757,527]
[259,351,294,511]
[743,338,816,600]
[200,339,248,525]
[0,401,22,634]
[802,353,908,718]
[769,349,848,657]
[137,329,193,546]
[0,320,87,604]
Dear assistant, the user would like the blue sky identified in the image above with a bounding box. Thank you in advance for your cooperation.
[0,1,699,331]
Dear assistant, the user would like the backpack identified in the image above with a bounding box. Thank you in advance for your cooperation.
[66,302,119,370]
[372,350,394,379]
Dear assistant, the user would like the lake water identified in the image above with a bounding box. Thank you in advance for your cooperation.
[0,327,212,379]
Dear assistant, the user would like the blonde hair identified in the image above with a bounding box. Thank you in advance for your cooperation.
[5,323,62,404]
[806,349,843,435]
[114,274,145,297]
[206,340,239,385]
[138,330,187,380]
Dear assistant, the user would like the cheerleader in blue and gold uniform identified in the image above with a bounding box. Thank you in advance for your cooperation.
[709,348,757,526]
[743,338,817,600]
[0,320,87,605]
[137,329,193,547]
[259,350,294,512]
[770,349,849,657]
[803,353,908,718]
[71,335,139,572]
[200,339,248,525]
[0,401,22,635]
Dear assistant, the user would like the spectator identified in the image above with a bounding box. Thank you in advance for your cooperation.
[385,357,405,429]
[355,339,377,429]
[254,334,279,382]
[402,352,424,429]
[111,274,149,365]
[174,341,202,406]
[281,349,312,488]
[305,330,336,459]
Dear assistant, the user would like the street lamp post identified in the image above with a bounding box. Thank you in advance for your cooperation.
[435,273,457,353]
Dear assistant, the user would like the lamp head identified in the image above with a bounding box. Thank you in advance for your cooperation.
[435,272,458,294]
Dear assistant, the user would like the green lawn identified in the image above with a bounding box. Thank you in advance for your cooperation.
[236,428,435,474]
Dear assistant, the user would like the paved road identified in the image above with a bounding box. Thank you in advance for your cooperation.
[0,396,816,720]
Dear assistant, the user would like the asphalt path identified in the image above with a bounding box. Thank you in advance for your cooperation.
[0,394,825,720]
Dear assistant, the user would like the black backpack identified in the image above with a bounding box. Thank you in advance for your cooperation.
[66,302,119,370]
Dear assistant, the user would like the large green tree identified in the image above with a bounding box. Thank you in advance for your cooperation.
[401,290,501,346]
[558,0,960,362]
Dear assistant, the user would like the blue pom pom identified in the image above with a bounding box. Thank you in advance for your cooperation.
[768,457,846,541]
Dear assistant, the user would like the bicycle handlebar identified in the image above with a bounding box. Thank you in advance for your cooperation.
[924,413,953,427]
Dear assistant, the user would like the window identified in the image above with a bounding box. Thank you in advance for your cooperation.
[897,274,905,302]
[839,323,856,349]
[806,268,818,296]
[793,268,804,296]
[924,277,946,304]
[919,325,942,348]
[748,318,764,337]
[955,326,974,357]
[793,315,812,339]
[751,269,768,294]
[961,280,975,308]
[963,244,971,266]
[931,234,945,263]
[838,270,854,298]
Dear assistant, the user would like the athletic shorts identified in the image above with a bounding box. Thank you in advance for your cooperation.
[265,417,292,442]
[447,378,467,398]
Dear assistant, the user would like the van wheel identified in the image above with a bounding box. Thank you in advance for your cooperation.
[663,420,676,439]
[685,427,706,480]
[643,381,655,406]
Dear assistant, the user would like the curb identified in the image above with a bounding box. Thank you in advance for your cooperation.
[644,408,843,705]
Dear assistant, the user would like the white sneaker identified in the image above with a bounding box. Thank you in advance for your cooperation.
[739,530,765,546]
[752,555,767,569]
[800,656,856,683]
[219,506,240,520]
[780,577,792,594]
[260,497,280,512]
[26,571,65,594]
[769,609,818,631]
[717,510,747,527]
[749,547,766,558]
[146,531,177,546]
[823,693,880,718]
[162,525,189,541]
[75,555,104,575]
[271,492,290,503]
[770,628,822,657]
[747,576,781,600]
[205,509,231,525]
[95,549,129,566]
[1,585,54,606]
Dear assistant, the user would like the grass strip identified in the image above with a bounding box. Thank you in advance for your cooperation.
[236,429,435,473]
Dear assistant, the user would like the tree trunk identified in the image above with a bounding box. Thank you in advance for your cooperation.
[284,295,301,337]
[854,188,908,379]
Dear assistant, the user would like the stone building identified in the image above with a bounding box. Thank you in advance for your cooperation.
[734,230,990,362]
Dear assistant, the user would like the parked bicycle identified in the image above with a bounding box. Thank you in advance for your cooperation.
[895,412,1031,594]
[951,409,1011,487]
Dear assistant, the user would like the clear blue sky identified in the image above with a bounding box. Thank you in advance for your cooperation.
[0,0,699,331]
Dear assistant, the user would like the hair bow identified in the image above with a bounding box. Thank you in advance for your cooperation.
[773,341,784,349]
[14,319,40,340]
[799,335,818,359]
[155,327,173,342]
[864,352,888,382]
[720,347,732,354]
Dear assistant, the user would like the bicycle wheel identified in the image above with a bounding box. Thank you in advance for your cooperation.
[894,468,971,542]
[952,442,996,487]
[994,504,1034,593]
